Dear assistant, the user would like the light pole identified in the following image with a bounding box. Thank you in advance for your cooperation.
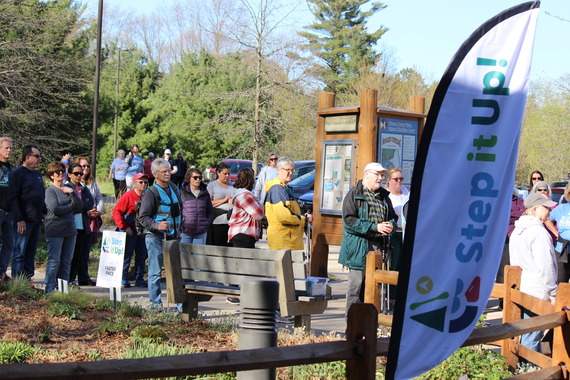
[91,0,103,179]
[113,49,121,160]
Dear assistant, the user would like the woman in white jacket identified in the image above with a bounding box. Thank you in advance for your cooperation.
[509,193,557,353]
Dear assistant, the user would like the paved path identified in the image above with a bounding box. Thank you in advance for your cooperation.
[23,241,503,338]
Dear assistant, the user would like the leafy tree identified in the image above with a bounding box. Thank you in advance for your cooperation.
[299,0,387,92]
[516,75,570,184]
[0,0,94,161]
[95,45,162,171]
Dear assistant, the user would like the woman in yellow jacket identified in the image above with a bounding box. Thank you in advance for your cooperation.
[264,157,313,250]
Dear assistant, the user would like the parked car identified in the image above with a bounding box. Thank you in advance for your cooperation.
[288,169,315,199]
[298,191,314,214]
[207,159,264,184]
[293,160,315,180]
[552,180,569,203]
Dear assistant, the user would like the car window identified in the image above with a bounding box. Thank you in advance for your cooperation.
[289,170,315,187]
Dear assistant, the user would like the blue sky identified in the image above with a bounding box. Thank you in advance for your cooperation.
[87,0,569,82]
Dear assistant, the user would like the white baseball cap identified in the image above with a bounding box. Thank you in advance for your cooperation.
[164,149,172,155]
[363,162,388,174]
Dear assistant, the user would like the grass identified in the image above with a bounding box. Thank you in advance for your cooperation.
[5,275,43,301]
[0,340,38,364]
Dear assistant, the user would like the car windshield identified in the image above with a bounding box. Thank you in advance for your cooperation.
[289,170,315,187]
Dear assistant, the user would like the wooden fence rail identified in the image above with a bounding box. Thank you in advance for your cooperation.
[364,250,570,378]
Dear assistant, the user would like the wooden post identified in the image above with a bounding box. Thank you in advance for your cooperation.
[551,283,570,368]
[358,89,379,170]
[364,251,382,313]
[346,303,378,380]
[502,265,522,370]
[311,92,335,277]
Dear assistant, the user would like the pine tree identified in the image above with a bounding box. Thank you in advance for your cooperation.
[299,0,387,92]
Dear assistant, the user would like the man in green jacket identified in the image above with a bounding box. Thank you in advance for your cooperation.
[339,162,397,315]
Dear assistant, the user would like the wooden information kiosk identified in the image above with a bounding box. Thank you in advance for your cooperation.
[310,89,426,277]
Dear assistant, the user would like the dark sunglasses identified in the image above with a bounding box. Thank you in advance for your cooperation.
[191,176,202,180]
[532,177,542,180]
[70,172,83,176]
[81,164,90,168]
[536,188,548,192]
[137,180,148,184]
[29,154,41,159]
[269,157,277,161]
[53,169,64,175]
[390,177,404,181]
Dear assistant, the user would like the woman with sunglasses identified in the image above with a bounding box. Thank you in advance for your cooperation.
[44,162,83,293]
[254,152,278,204]
[531,181,552,200]
[66,163,95,286]
[529,170,545,192]
[385,168,409,299]
[180,168,213,245]
[206,162,235,246]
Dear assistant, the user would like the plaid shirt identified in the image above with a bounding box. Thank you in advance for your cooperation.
[363,186,388,224]
[228,190,264,241]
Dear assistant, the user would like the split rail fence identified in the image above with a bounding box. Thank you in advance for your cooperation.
[365,250,570,379]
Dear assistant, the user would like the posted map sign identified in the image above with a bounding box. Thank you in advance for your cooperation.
[96,230,126,289]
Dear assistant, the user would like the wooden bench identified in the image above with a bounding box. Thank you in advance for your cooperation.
[163,241,341,331]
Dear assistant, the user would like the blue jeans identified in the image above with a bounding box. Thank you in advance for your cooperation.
[11,220,41,278]
[123,227,148,283]
[180,232,207,245]
[0,210,14,276]
[45,235,77,293]
[521,310,544,353]
[145,235,164,308]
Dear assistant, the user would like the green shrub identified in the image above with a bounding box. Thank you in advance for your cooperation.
[47,302,82,320]
[131,325,169,343]
[47,286,94,309]
[97,316,136,337]
[0,340,37,364]
[419,346,511,379]
[145,310,183,325]
[120,302,145,318]
[93,298,115,312]
[6,275,42,301]
[285,360,346,379]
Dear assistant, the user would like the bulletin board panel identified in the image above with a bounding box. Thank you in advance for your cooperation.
[319,139,356,215]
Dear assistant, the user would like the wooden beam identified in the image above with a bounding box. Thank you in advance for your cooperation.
[510,289,555,316]
[502,265,522,370]
[463,311,567,347]
[505,365,563,379]
[2,341,359,380]
[346,303,378,380]
[552,283,570,368]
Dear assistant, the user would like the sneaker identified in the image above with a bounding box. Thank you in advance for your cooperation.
[275,310,294,324]
[122,280,131,288]
[134,281,148,287]
[151,304,164,312]
[226,297,240,305]
[0,273,10,283]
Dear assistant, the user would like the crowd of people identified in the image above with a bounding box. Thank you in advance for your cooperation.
[3,134,568,349]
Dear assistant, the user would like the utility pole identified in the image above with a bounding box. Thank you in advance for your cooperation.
[91,0,104,178]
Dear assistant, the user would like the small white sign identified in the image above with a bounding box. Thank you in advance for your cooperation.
[96,230,126,289]
[57,278,69,294]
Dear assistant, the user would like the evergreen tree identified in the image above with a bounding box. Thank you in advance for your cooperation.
[299,0,387,92]
[0,0,93,160]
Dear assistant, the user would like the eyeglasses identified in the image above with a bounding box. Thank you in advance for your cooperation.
[81,164,90,168]
[70,172,83,176]
[536,188,548,192]
[54,169,64,175]
[269,158,277,161]
[136,180,148,184]
[279,168,294,173]
[29,154,41,159]
[191,176,202,180]
[390,177,404,181]
[532,177,542,180]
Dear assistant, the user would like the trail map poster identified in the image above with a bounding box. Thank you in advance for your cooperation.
[379,118,417,186]
[319,139,355,215]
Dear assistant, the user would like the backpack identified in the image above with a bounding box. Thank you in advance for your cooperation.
[135,183,181,236]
